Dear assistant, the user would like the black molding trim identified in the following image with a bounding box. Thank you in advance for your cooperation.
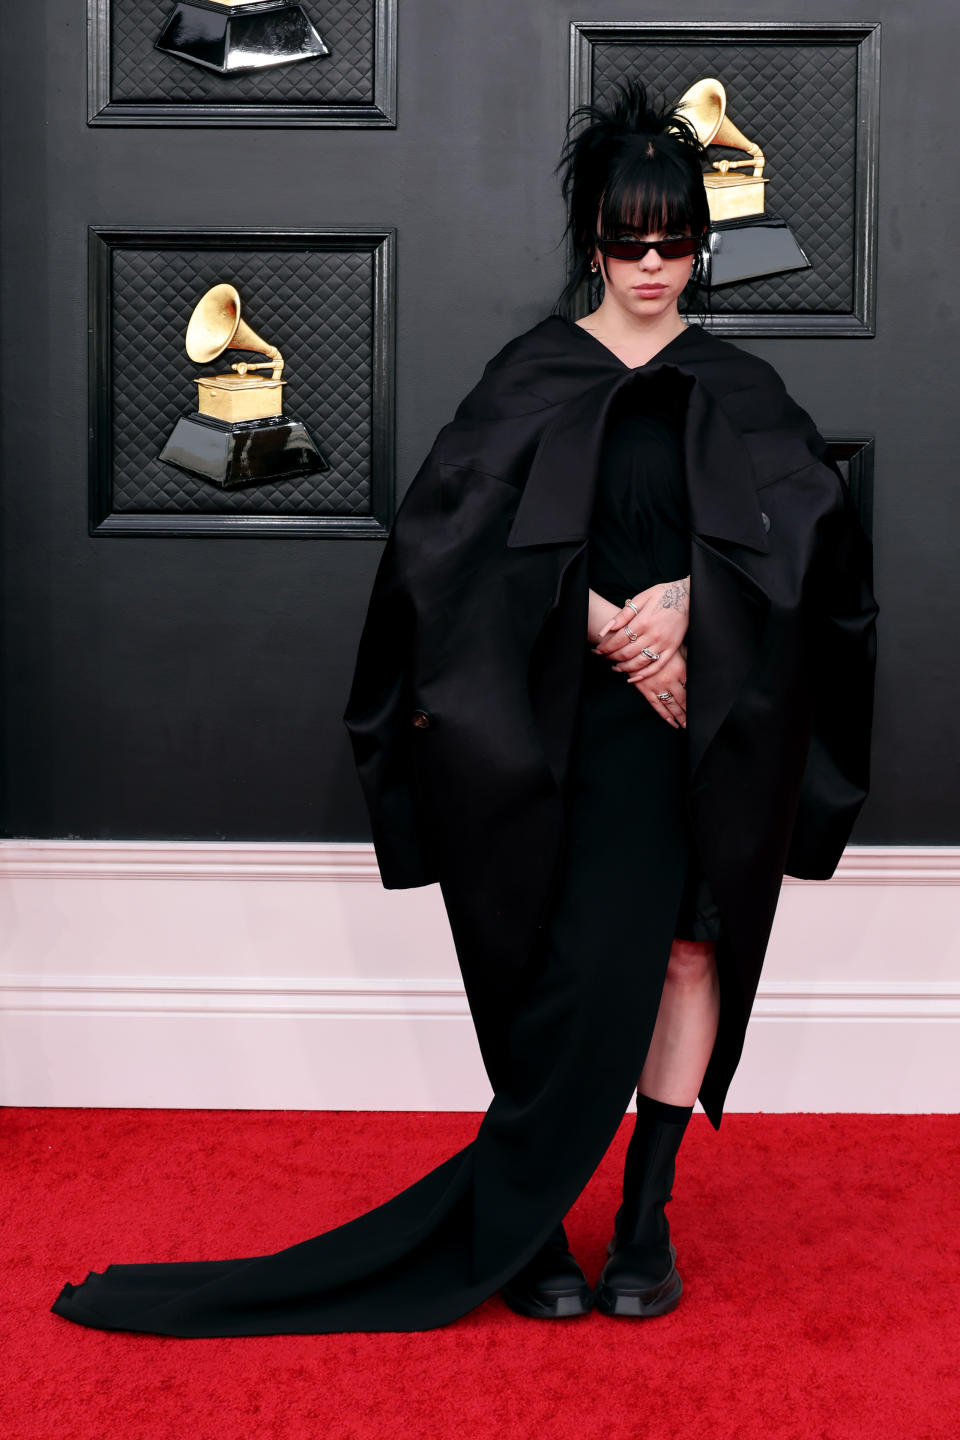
[87,0,398,127]
[823,434,875,540]
[87,225,397,538]
[568,21,881,337]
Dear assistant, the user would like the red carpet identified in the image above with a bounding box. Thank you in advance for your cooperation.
[5,1108,958,1439]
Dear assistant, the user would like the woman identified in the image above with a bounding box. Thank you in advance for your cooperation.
[50,79,878,1336]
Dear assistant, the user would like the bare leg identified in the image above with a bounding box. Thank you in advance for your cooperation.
[637,938,720,1107]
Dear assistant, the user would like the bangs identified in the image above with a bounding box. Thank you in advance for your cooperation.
[599,147,705,237]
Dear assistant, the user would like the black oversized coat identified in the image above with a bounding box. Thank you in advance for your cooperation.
[343,314,879,1128]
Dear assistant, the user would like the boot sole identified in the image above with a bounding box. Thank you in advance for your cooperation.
[501,1287,595,1319]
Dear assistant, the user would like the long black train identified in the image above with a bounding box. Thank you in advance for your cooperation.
[50,375,710,1337]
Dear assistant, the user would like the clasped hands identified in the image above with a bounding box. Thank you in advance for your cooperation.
[586,576,690,729]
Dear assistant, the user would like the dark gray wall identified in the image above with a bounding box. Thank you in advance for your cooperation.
[1,1,956,842]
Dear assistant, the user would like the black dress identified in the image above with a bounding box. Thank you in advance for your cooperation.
[581,368,721,947]
[49,367,719,1338]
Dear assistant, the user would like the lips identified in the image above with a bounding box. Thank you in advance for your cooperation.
[633,285,666,294]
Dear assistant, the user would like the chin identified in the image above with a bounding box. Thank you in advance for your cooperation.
[627,294,675,315]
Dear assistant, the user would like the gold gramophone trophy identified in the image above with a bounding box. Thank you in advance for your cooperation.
[674,77,811,286]
[159,282,328,489]
[155,0,330,75]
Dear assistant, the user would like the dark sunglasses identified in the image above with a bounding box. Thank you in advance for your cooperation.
[595,233,701,261]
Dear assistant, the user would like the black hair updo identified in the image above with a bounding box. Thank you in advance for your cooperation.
[553,75,712,321]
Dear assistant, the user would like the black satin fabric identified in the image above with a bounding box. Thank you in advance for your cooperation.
[49,372,719,1339]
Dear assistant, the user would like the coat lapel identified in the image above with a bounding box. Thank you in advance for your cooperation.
[505,360,770,558]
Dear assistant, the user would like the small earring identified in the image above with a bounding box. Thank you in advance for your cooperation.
[590,261,599,273]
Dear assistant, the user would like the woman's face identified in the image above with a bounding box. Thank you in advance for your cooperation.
[592,218,701,321]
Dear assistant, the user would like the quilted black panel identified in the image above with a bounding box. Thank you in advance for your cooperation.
[110,244,374,515]
[591,40,859,315]
[111,0,374,105]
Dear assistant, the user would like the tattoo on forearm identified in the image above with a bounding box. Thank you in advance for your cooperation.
[659,576,690,613]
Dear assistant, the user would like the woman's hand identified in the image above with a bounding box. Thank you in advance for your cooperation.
[626,647,687,728]
[587,587,689,728]
[592,576,690,683]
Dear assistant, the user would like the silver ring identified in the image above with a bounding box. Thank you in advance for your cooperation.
[624,627,638,642]
[640,647,660,661]
[624,598,640,618]
[656,691,673,702]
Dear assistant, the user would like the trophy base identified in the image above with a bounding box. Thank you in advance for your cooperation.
[704,173,768,223]
[159,413,329,489]
[706,214,811,286]
[155,0,330,75]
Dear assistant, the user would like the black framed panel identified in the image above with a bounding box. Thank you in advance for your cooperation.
[88,0,397,126]
[88,226,396,537]
[569,21,881,337]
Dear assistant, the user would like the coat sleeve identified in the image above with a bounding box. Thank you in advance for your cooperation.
[341,453,442,890]
[342,436,527,890]
[784,421,880,880]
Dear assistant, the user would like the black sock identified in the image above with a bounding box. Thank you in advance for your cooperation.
[634,1089,694,1127]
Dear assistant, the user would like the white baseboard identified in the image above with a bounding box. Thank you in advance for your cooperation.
[1,842,958,1112]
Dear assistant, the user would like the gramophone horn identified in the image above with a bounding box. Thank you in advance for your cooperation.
[184,283,284,378]
[674,77,764,174]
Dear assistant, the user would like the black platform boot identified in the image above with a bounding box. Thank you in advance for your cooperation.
[594,1090,693,1318]
[501,1219,594,1319]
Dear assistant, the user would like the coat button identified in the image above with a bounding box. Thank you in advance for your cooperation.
[410,709,432,729]
[761,510,771,532]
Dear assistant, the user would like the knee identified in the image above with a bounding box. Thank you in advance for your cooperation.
[665,937,717,987]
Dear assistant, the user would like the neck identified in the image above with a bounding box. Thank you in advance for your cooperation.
[586,297,687,344]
